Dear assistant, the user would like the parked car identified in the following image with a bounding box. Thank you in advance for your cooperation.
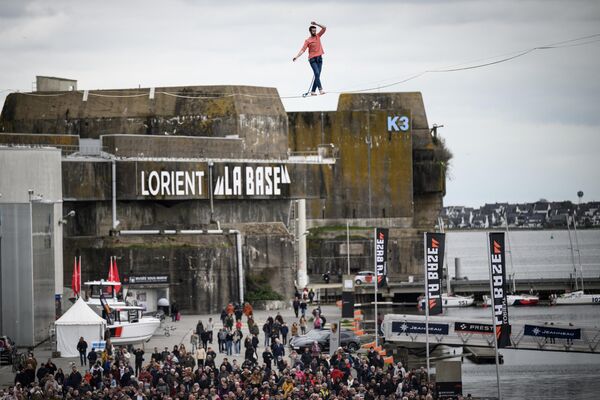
[289,329,360,352]
[354,271,375,285]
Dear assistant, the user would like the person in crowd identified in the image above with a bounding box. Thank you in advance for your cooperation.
[292,297,300,318]
[225,329,234,356]
[190,331,199,352]
[218,327,228,353]
[195,344,206,368]
[308,288,315,303]
[300,299,308,317]
[206,317,214,343]
[280,322,289,345]
[262,319,272,347]
[233,327,243,355]
[299,315,307,334]
[243,302,253,320]
[86,347,97,366]
[76,337,88,367]
[171,302,179,322]
[133,347,144,376]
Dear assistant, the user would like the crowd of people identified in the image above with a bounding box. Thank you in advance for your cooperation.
[4,293,445,399]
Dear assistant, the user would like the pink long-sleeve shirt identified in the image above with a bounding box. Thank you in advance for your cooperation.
[300,27,326,59]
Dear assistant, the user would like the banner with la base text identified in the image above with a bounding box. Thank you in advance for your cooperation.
[425,232,445,315]
[374,228,389,288]
[488,232,511,348]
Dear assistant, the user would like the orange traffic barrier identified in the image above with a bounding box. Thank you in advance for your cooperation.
[373,345,382,352]
[378,350,387,356]
[354,330,365,336]
[383,356,394,365]
[361,341,376,349]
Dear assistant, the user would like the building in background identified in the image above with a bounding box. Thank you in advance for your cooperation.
[0,147,63,346]
[0,82,449,313]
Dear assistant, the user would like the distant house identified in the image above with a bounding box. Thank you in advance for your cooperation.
[548,211,569,227]
[471,214,489,229]
[525,213,546,228]
[533,201,551,217]
[505,212,520,227]
[516,203,532,215]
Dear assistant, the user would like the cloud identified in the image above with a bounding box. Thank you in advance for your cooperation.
[0,0,599,204]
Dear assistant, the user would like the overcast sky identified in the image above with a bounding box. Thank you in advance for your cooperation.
[1,0,599,207]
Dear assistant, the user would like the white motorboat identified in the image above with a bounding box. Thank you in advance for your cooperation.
[83,280,161,345]
[483,293,539,306]
[551,291,600,305]
[106,306,161,345]
[419,293,474,309]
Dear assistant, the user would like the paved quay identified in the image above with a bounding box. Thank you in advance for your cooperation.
[0,304,341,388]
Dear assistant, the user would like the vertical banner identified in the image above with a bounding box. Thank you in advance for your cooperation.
[425,232,445,316]
[488,232,511,348]
[374,228,389,288]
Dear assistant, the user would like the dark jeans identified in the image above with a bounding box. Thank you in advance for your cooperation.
[79,352,86,366]
[309,56,323,92]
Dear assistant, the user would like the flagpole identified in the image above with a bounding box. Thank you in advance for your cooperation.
[423,232,431,382]
[486,233,502,400]
[79,256,82,297]
[374,228,379,347]
[346,221,351,275]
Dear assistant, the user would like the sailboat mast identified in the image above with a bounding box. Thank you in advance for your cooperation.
[566,215,578,291]
[439,217,451,295]
[572,212,584,292]
[504,210,516,293]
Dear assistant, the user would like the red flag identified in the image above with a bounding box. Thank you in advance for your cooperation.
[112,257,121,293]
[71,257,79,296]
[78,256,82,295]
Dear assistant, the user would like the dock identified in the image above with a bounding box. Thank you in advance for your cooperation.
[464,346,503,364]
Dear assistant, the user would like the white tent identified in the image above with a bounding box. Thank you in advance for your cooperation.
[55,297,106,357]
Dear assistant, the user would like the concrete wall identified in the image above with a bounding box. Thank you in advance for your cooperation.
[102,134,243,159]
[31,203,56,344]
[0,204,34,345]
[0,203,55,346]
[289,93,447,279]
[65,234,239,314]
[0,86,288,158]
[0,147,64,294]
[289,110,414,220]
[0,133,79,148]
[36,76,77,92]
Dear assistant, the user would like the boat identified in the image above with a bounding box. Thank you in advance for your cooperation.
[420,293,474,309]
[483,293,539,306]
[83,280,161,345]
[551,290,600,305]
[105,305,162,344]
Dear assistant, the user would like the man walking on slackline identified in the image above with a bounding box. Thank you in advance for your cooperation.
[293,21,327,96]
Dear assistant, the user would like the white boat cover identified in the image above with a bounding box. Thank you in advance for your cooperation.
[55,297,106,357]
